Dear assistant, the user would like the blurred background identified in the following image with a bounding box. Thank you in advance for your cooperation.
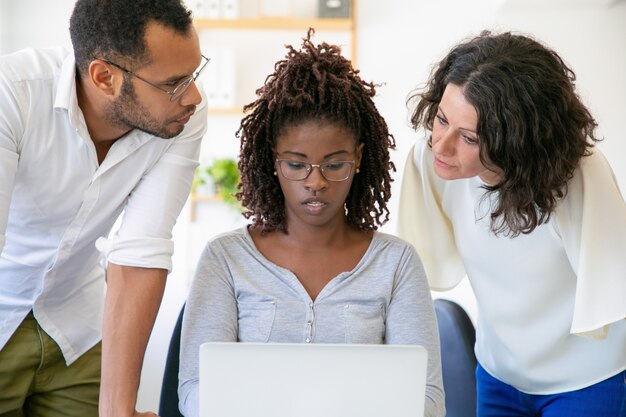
[2,0,625,410]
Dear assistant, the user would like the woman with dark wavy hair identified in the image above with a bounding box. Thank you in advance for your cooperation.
[398,31,626,417]
[179,30,445,417]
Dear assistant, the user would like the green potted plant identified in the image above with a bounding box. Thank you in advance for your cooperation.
[191,166,214,196]
[205,158,240,209]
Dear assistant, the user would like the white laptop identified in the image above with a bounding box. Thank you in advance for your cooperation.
[199,342,428,417]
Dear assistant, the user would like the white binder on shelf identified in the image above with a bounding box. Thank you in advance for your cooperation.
[202,0,221,18]
[201,47,236,110]
[201,47,221,108]
[187,0,207,18]
[220,0,239,19]
[259,0,292,17]
[216,47,236,109]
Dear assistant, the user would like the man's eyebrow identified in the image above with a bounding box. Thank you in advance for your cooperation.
[159,74,188,84]
[160,56,204,84]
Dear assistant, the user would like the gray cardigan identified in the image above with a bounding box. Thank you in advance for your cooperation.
[179,227,445,417]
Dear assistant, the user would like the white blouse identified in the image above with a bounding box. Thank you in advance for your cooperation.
[397,138,626,394]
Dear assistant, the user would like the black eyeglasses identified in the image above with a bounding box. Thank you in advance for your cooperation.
[97,54,210,101]
[276,159,356,182]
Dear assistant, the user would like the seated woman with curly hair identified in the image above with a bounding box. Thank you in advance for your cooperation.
[178,29,445,417]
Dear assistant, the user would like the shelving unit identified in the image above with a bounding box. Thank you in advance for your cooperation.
[193,16,357,63]
[206,106,246,116]
[194,0,358,114]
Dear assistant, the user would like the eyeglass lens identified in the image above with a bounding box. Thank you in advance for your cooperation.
[169,56,209,101]
[170,77,194,101]
[278,160,354,181]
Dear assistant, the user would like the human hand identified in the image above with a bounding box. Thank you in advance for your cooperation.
[100,409,160,417]
[132,411,159,417]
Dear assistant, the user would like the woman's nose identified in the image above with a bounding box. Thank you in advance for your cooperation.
[304,166,328,192]
[432,130,455,156]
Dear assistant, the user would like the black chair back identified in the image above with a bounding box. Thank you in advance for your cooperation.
[434,298,477,417]
[159,304,185,417]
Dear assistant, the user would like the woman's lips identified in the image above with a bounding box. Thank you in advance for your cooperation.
[434,156,453,169]
[302,199,327,214]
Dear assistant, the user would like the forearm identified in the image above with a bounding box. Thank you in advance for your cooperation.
[99,263,167,417]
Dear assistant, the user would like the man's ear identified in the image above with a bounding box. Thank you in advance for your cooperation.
[88,59,117,96]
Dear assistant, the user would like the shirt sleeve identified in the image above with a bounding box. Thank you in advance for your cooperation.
[554,148,626,337]
[385,242,445,417]
[95,91,208,272]
[396,140,466,290]
[178,237,239,417]
[0,70,22,255]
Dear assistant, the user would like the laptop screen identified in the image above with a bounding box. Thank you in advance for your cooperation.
[199,342,427,417]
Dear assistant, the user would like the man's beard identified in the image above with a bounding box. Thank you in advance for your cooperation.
[105,80,193,139]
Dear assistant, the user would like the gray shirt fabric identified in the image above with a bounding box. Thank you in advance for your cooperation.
[178,226,445,417]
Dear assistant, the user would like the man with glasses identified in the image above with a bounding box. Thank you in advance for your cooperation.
[0,1,208,416]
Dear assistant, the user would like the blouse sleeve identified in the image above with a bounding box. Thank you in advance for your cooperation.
[385,242,445,417]
[96,90,208,272]
[555,148,626,338]
[178,238,239,417]
[396,140,466,290]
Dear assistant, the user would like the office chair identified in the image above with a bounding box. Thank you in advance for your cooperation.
[159,304,185,417]
[434,298,477,417]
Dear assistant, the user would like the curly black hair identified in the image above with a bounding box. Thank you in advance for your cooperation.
[69,0,193,76]
[237,29,396,235]
[408,30,600,237]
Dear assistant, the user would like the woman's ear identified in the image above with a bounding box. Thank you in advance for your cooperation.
[88,59,117,96]
[355,142,365,171]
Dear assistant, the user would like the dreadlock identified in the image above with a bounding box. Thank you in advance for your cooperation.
[236,28,395,234]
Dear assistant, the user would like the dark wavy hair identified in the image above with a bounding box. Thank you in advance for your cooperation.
[237,29,396,235]
[408,30,600,237]
[69,0,193,76]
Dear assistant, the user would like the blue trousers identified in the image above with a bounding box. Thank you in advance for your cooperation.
[476,363,626,417]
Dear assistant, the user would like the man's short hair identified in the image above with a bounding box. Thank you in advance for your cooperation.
[69,0,193,76]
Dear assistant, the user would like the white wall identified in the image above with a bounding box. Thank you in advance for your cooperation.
[494,4,626,186]
[0,1,4,52]
[0,0,74,52]
[2,0,625,412]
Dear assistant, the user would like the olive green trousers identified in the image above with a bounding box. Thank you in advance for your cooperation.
[0,312,101,417]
